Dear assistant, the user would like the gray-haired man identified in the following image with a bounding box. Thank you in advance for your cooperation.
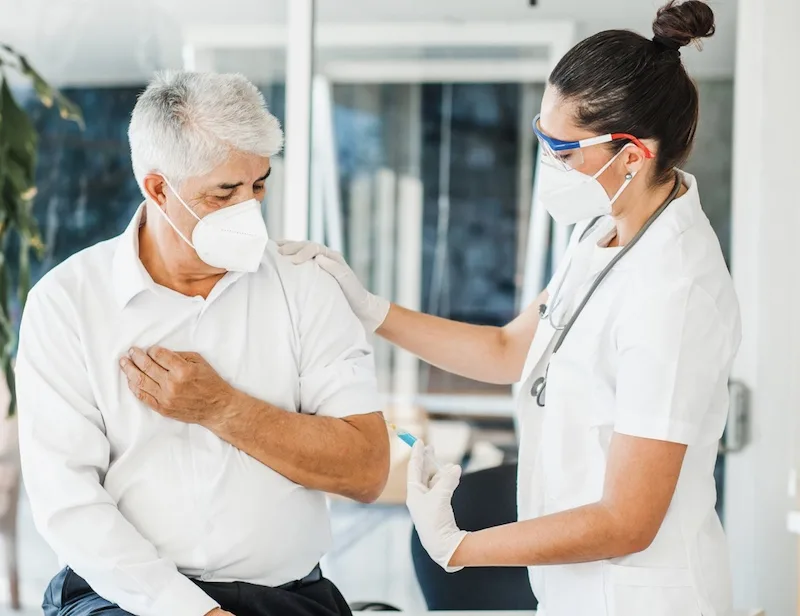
[16,71,389,616]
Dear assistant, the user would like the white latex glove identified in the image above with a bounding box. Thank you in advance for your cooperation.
[406,441,468,573]
[276,240,390,332]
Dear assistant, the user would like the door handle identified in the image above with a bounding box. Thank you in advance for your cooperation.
[719,380,750,454]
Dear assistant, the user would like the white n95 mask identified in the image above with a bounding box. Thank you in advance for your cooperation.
[537,147,635,226]
[157,176,269,273]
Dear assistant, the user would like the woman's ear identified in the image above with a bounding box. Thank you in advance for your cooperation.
[621,143,647,176]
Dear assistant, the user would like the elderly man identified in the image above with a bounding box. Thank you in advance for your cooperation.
[16,71,389,616]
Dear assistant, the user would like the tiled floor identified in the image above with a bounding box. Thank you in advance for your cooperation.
[0,490,426,615]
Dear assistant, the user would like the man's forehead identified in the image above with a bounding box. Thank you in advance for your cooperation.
[199,155,272,188]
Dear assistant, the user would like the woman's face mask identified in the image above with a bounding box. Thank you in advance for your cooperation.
[156,175,269,273]
[537,145,637,226]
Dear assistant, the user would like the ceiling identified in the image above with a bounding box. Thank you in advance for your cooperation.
[0,0,737,86]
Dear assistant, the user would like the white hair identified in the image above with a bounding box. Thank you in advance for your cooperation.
[128,71,284,192]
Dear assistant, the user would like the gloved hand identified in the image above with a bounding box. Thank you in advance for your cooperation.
[276,240,390,333]
[406,441,468,573]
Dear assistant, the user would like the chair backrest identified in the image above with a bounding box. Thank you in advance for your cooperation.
[410,462,538,611]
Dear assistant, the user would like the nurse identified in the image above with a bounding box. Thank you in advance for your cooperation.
[279,1,740,614]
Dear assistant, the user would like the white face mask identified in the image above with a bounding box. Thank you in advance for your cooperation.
[156,176,269,273]
[537,147,636,226]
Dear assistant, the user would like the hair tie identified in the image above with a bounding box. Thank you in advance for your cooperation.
[652,36,682,53]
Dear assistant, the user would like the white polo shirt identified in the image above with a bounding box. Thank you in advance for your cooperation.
[15,206,381,616]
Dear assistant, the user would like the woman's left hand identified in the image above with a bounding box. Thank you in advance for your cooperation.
[406,442,469,572]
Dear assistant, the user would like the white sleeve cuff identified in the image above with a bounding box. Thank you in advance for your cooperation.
[316,384,382,418]
[614,411,700,445]
[148,574,219,616]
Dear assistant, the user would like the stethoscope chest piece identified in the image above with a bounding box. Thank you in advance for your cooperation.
[531,372,548,407]
[527,172,682,411]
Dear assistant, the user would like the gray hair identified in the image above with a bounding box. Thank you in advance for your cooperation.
[128,71,284,192]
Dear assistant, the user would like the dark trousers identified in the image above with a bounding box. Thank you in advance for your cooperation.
[43,567,353,616]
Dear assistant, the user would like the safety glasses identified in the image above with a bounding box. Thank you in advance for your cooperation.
[532,113,654,172]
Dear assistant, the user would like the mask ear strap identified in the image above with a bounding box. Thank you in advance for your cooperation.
[593,144,638,206]
[592,147,626,180]
[609,170,636,205]
[154,175,199,248]
[160,175,203,223]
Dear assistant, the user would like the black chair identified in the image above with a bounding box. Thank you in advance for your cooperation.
[411,462,538,611]
[348,601,401,611]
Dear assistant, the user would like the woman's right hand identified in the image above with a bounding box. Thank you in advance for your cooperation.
[276,240,390,332]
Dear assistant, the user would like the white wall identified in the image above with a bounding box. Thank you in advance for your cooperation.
[0,0,736,86]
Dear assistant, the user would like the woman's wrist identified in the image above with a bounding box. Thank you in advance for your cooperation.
[372,301,394,336]
[447,530,476,568]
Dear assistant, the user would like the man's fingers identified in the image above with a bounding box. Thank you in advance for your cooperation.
[147,346,186,372]
[130,386,161,412]
[119,358,161,399]
[128,347,168,384]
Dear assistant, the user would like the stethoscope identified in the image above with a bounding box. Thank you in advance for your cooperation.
[531,172,682,408]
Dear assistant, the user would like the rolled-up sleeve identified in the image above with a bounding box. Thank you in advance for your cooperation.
[16,285,218,616]
[614,279,729,445]
[297,264,381,418]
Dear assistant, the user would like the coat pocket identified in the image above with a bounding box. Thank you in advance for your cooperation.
[602,563,702,616]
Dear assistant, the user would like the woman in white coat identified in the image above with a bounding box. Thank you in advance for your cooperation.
[280,1,740,614]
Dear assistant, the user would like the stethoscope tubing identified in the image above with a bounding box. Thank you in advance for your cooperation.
[531,172,683,408]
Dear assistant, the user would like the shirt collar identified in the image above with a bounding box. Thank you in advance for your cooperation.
[111,202,251,308]
[112,202,153,308]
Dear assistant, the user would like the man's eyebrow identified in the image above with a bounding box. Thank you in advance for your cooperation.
[217,181,243,190]
[216,168,271,191]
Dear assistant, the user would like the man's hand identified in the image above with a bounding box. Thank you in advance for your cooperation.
[206,609,235,616]
[119,346,237,427]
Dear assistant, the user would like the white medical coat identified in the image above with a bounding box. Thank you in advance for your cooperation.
[517,171,741,616]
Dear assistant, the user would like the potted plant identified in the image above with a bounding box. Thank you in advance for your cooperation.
[0,44,83,609]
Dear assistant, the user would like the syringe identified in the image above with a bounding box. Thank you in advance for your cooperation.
[385,420,440,470]
[385,421,420,447]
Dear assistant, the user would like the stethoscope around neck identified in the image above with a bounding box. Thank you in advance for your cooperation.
[530,172,682,408]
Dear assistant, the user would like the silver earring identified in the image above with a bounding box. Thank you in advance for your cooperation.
[625,172,633,180]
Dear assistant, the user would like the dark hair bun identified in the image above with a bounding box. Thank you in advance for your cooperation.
[653,0,716,48]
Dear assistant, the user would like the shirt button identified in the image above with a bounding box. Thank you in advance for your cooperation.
[200,572,213,581]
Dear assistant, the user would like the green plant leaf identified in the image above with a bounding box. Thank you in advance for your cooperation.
[54,91,85,129]
[18,55,54,108]
[18,56,85,129]
[3,359,14,417]
[0,76,37,189]
[0,45,82,416]
[0,256,14,416]
[18,235,30,305]
[0,45,84,129]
